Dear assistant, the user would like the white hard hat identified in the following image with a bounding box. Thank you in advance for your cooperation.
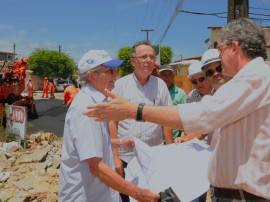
[188,60,203,79]
[201,49,221,71]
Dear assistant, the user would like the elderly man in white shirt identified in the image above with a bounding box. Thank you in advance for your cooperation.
[59,50,159,202]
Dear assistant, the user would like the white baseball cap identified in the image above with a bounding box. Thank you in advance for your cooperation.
[188,60,204,79]
[159,64,174,73]
[201,49,221,71]
[78,50,124,74]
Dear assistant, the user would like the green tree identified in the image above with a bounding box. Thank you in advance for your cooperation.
[160,46,172,65]
[28,49,77,79]
[117,47,133,77]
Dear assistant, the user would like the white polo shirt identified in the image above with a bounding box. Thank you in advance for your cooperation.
[113,73,172,163]
[59,85,121,202]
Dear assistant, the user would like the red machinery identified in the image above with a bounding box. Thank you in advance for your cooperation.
[0,59,38,122]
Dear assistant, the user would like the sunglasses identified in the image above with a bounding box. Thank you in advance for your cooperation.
[205,65,222,77]
[191,77,206,85]
[104,68,118,74]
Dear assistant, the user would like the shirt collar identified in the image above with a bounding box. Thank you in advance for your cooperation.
[132,72,152,87]
[170,84,178,93]
[81,84,107,103]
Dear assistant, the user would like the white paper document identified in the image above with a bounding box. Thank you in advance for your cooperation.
[125,138,214,202]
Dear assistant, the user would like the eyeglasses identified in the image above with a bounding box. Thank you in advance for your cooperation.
[94,67,118,75]
[191,77,206,85]
[217,44,229,54]
[205,65,222,77]
[134,54,156,62]
[104,68,118,75]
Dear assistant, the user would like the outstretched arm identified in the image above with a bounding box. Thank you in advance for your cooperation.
[84,89,184,130]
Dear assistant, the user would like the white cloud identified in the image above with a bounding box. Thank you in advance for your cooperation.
[37,27,49,33]
[0,24,14,31]
[116,0,149,10]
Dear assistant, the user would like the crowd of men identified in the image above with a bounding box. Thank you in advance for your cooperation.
[59,18,270,202]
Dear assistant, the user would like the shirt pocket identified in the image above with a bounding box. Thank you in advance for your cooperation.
[152,97,163,106]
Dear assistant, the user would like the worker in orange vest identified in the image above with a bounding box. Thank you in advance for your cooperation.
[151,62,159,77]
[41,77,49,98]
[13,57,28,81]
[26,77,34,98]
[49,81,55,99]
[63,85,79,106]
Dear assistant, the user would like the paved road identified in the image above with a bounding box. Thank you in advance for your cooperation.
[27,92,68,137]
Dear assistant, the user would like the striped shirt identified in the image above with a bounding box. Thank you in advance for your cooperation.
[179,57,270,199]
[113,73,172,163]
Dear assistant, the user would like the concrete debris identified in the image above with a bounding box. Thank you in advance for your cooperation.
[0,132,62,201]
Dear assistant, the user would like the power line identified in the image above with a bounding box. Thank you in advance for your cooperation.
[250,6,270,11]
[181,10,227,18]
[180,9,270,22]
[155,0,184,45]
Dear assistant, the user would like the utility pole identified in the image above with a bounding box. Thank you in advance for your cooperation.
[13,43,16,62]
[227,0,249,22]
[141,29,154,41]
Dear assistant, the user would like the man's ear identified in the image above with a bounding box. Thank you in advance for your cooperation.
[130,58,136,69]
[87,71,96,81]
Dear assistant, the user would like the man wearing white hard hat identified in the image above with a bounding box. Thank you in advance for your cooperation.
[59,50,160,202]
[201,49,231,91]
[186,60,212,103]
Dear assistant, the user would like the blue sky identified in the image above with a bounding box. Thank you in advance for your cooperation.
[0,0,270,63]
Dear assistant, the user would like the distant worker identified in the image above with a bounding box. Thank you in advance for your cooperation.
[49,81,55,99]
[63,85,79,106]
[13,57,28,81]
[151,62,159,77]
[159,64,186,139]
[3,66,12,85]
[41,77,49,98]
[26,77,34,98]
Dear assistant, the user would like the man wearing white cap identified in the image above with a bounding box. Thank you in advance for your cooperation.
[186,60,212,103]
[109,40,173,202]
[159,64,186,139]
[201,49,231,92]
[59,50,159,202]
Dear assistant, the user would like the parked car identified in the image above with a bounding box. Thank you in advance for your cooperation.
[55,80,74,92]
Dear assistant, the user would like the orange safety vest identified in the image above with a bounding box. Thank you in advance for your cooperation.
[43,80,49,90]
[26,80,34,90]
[49,82,55,91]
[64,86,79,106]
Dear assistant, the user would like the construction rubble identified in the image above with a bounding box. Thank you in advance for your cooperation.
[0,132,61,202]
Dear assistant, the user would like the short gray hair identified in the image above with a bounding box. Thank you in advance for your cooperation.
[77,66,101,85]
[218,18,267,60]
[130,40,155,58]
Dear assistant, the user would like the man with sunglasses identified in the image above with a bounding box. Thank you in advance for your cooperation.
[85,18,270,201]
[186,60,212,103]
[59,50,160,202]
[201,49,231,92]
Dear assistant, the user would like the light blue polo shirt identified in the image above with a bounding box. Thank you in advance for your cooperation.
[59,85,121,202]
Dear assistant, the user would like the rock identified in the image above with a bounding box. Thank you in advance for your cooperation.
[0,132,62,201]
[17,148,49,164]
[0,171,10,182]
